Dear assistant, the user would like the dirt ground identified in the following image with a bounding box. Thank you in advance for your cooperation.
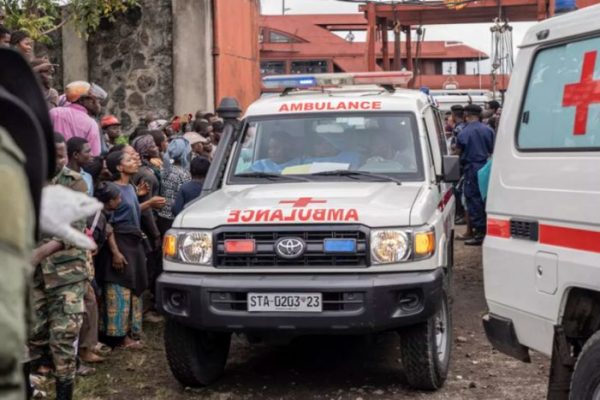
[67,239,549,400]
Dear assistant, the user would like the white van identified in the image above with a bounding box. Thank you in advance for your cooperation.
[430,89,495,112]
[482,5,600,398]
[157,72,459,390]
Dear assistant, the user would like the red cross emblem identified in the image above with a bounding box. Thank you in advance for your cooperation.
[562,50,600,135]
[279,197,327,208]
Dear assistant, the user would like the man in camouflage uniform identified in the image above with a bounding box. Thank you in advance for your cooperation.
[28,134,89,400]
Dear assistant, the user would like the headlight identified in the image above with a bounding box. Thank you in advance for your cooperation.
[370,228,436,265]
[163,230,213,265]
[371,230,410,264]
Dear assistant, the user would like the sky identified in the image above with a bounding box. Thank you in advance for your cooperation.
[260,0,536,74]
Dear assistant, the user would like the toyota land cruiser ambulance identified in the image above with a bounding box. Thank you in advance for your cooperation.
[157,71,460,390]
[482,5,600,399]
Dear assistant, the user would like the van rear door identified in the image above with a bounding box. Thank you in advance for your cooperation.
[484,34,600,355]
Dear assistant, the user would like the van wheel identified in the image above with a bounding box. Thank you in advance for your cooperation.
[164,319,231,387]
[399,289,452,391]
[570,330,600,399]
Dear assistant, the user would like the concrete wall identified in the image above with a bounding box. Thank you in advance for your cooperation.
[172,0,214,115]
[62,18,88,85]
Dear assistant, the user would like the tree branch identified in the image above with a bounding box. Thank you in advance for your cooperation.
[40,17,70,35]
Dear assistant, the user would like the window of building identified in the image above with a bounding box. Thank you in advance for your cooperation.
[290,60,328,74]
[269,31,296,43]
[442,61,457,75]
[260,61,286,76]
[465,61,480,75]
[517,36,600,151]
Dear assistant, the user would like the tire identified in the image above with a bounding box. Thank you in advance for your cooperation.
[164,319,231,387]
[399,286,452,391]
[570,330,600,399]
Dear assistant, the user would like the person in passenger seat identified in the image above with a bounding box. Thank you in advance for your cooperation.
[362,133,416,172]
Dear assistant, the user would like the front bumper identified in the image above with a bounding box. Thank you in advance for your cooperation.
[156,269,444,334]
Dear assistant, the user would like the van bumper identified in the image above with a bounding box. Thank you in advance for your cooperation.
[157,269,444,334]
[482,313,531,362]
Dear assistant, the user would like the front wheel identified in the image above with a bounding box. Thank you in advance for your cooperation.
[399,289,452,391]
[570,330,600,399]
[164,319,231,387]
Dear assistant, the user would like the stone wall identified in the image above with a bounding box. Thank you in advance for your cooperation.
[87,0,173,132]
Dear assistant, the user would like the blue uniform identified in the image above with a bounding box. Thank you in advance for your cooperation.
[452,121,467,217]
[456,121,494,234]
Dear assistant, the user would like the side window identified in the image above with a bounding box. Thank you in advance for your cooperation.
[517,36,600,151]
[432,108,448,156]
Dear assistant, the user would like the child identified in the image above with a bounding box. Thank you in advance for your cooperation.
[172,156,210,216]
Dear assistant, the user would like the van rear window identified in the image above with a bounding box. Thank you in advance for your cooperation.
[517,36,600,151]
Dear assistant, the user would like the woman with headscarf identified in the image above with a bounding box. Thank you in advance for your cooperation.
[101,151,165,349]
[158,137,191,234]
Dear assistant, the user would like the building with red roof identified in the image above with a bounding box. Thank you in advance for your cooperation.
[260,14,506,91]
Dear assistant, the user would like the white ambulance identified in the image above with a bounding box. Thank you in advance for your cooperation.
[157,71,459,390]
[482,5,600,399]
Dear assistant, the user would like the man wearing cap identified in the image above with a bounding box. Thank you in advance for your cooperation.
[184,131,213,161]
[101,114,125,151]
[455,104,494,245]
[49,81,107,156]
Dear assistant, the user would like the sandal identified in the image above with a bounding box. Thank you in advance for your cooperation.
[456,233,474,241]
[93,342,112,356]
[120,338,144,350]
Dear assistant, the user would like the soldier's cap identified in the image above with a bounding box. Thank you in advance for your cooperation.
[464,104,483,115]
[450,105,464,112]
[0,47,56,235]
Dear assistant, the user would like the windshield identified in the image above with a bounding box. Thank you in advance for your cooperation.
[230,113,424,183]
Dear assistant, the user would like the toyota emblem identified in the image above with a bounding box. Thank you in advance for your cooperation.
[275,237,306,259]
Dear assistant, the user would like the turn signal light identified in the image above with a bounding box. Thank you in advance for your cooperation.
[414,231,435,257]
[163,234,177,258]
[224,239,256,254]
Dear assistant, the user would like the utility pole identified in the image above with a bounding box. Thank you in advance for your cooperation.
[282,0,288,15]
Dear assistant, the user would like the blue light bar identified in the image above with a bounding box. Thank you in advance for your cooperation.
[263,75,317,89]
[323,239,357,253]
[262,71,413,91]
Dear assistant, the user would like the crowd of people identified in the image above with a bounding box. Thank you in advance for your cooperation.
[0,20,501,399]
[444,100,499,246]
[2,21,223,400]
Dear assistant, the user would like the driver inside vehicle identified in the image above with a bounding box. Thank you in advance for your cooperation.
[249,131,296,173]
[361,131,417,172]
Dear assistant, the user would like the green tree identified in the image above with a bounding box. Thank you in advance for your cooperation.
[1,0,138,41]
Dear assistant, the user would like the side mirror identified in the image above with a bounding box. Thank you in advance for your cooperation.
[442,155,461,183]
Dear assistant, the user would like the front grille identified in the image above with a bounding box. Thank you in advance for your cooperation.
[215,226,369,268]
[209,291,365,312]
[510,219,539,241]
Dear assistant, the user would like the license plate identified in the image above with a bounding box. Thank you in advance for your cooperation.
[247,293,322,312]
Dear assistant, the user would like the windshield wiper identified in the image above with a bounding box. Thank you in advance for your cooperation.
[311,170,402,185]
[235,172,311,182]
